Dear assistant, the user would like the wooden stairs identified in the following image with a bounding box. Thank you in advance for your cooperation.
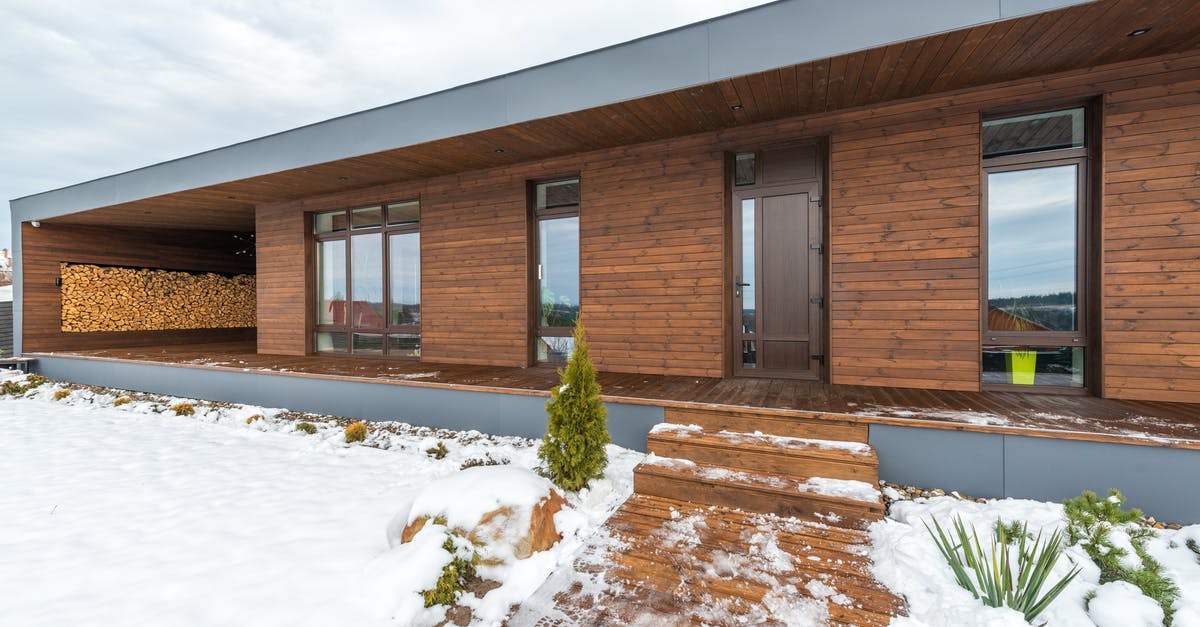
[634,407,885,529]
[512,406,905,625]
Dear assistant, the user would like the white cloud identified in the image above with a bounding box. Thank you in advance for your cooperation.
[0,0,771,248]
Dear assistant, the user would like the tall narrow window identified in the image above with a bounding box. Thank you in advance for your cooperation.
[983,107,1088,389]
[313,200,421,357]
[532,178,580,364]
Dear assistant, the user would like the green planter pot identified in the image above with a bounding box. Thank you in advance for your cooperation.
[1008,350,1037,385]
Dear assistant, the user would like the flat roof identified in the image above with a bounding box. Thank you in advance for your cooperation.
[10,0,1092,221]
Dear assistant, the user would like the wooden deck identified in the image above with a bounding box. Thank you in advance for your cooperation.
[27,341,1200,450]
[508,494,906,626]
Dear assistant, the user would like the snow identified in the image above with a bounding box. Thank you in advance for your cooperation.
[404,465,557,530]
[1088,581,1164,627]
[0,371,643,626]
[798,477,880,503]
[648,422,872,453]
[869,496,1200,627]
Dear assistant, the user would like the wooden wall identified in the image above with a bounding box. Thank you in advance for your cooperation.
[827,112,982,391]
[255,135,725,375]
[249,50,1200,397]
[1101,79,1200,403]
[21,223,255,352]
[255,206,306,356]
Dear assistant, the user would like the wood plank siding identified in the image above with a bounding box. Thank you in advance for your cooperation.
[21,223,255,352]
[255,135,726,375]
[245,49,1200,398]
[1102,80,1200,402]
[828,113,981,391]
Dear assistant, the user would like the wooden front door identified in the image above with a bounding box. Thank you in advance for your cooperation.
[731,146,824,379]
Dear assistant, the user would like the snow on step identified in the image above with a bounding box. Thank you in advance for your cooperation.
[641,454,881,505]
[649,422,873,454]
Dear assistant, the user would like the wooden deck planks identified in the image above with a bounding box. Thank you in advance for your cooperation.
[28,341,1200,449]
[508,494,905,626]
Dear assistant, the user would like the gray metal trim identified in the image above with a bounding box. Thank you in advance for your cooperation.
[8,0,1092,221]
[871,424,1200,524]
[31,356,664,452]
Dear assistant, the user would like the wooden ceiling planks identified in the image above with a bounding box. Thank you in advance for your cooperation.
[43,0,1199,232]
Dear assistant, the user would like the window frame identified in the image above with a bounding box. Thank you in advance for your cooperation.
[981,105,1092,394]
[312,199,421,358]
[528,176,581,365]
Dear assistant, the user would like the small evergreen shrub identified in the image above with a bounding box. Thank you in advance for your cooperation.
[170,403,195,416]
[926,516,1079,623]
[1064,489,1179,622]
[344,421,368,443]
[295,422,317,435]
[2,375,49,396]
[246,414,264,425]
[460,455,508,470]
[426,441,449,459]
[53,390,71,401]
[113,397,133,407]
[1187,538,1199,562]
[421,532,479,608]
[537,321,610,491]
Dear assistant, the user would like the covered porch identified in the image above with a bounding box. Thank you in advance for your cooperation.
[25,340,1200,450]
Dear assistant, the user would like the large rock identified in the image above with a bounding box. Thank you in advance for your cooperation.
[396,465,568,562]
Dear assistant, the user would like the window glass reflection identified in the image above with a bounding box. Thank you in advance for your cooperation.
[389,232,420,326]
[351,234,384,327]
[317,240,345,325]
[987,165,1078,332]
[741,198,756,332]
[539,216,579,328]
[982,108,1084,158]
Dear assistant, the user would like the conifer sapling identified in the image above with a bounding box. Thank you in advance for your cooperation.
[538,320,610,491]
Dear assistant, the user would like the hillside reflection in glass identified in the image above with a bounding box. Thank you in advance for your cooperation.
[987,165,1078,333]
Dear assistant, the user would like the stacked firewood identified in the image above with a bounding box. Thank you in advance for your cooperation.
[60,263,256,332]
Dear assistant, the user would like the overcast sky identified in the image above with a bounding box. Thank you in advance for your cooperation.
[0,0,772,252]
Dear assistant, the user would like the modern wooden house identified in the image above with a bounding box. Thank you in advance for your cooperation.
[9,0,1200,521]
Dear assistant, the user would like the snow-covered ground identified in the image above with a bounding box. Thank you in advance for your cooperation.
[0,371,641,627]
[6,369,1200,626]
[871,496,1200,627]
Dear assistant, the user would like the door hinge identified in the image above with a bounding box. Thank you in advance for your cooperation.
[810,297,824,307]
[811,195,822,207]
[811,354,826,365]
[809,242,823,253]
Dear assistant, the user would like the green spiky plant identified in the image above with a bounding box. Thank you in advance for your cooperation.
[538,320,610,492]
[1063,489,1179,623]
[926,516,1080,623]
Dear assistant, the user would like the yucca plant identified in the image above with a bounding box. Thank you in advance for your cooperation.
[926,516,1080,623]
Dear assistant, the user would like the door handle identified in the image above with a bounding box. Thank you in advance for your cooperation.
[734,275,751,298]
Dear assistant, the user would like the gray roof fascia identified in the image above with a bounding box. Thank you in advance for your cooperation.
[10,0,1093,221]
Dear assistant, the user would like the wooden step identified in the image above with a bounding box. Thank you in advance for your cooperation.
[634,455,883,528]
[666,406,868,443]
[647,423,878,482]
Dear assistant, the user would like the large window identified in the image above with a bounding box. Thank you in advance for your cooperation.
[531,178,580,364]
[314,201,420,357]
[982,107,1088,389]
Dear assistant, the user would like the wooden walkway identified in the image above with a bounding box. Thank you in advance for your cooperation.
[509,494,905,626]
[31,341,1200,450]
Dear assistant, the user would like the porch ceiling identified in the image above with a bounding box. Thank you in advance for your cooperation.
[32,0,1200,231]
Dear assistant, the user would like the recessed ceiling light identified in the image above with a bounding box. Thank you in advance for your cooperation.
[337,176,350,181]
[730,104,744,111]
[494,148,505,154]
[1127,27,1151,37]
